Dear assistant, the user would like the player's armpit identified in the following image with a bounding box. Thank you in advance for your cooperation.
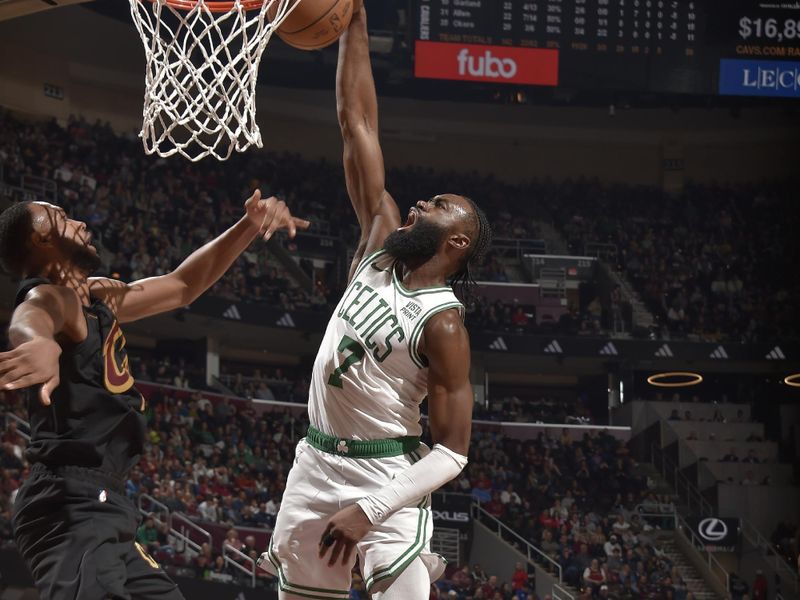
[421,309,473,456]
[9,285,85,345]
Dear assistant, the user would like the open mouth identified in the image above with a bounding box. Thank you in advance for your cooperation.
[398,208,418,231]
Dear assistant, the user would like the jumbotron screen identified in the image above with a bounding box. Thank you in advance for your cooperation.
[412,0,800,97]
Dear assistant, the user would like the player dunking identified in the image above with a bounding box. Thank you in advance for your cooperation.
[0,192,307,600]
[260,5,491,599]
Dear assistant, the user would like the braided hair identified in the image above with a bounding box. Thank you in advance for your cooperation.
[0,201,33,277]
[449,195,492,299]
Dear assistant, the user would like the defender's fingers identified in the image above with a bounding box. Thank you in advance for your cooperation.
[260,200,282,240]
[0,348,22,361]
[40,376,59,406]
[245,189,262,208]
[0,356,24,374]
[3,372,41,390]
[292,218,311,230]
[0,367,33,388]
[258,198,280,235]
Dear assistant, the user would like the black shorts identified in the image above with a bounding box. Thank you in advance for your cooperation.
[12,463,184,600]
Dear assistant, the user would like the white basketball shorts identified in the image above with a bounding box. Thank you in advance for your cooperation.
[259,438,446,598]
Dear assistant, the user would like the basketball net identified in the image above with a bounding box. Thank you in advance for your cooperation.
[128,0,298,162]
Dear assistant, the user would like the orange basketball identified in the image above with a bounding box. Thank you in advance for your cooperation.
[269,0,355,51]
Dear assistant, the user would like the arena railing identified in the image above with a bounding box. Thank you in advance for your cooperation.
[221,544,256,588]
[492,237,548,260]
[741,519,800,593]
[3,412,30,442]
[171,512,214,555]
[650,443,714,516]
[552,582,575,600]
[138,493,171,525]
[583,241,618,262]
[138,494,213,559]
[470,502,563,583]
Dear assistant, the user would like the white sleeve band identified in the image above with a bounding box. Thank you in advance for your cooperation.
[356,444,468,525]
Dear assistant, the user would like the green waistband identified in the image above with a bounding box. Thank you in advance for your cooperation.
[306,426,420,459]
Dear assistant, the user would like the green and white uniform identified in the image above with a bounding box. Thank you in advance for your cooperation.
[261,250,463,597]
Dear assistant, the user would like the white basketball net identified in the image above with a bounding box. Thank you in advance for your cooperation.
[129,0,297,162]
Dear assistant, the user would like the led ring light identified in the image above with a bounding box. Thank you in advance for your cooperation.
[647,371,703,388]
[784,373,800,388]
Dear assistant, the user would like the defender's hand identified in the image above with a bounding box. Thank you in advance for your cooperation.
[244,190,311,241]
[318,503,373,567]
[0,336,61,405]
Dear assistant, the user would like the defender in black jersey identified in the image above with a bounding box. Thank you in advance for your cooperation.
[0,193,308,600]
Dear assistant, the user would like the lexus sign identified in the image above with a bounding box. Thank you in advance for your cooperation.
[415,41,559,86]
[687,517,739,552]
[432,492,472,532]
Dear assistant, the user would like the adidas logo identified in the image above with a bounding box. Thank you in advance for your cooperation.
[654,343,674,358]
[599,342,618,356]
[276,313,296,328]
[488,337,508,351]
[766,346,786,360]
[222,305,241,320]
[709,345,728,359]
[543,340,563,354]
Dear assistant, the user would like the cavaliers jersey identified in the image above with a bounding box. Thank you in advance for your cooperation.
[14,278,147,475]
[307,250,464,440]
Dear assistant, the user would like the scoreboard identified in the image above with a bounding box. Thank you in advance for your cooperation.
[412,0,800,97]
[417,0,699,54]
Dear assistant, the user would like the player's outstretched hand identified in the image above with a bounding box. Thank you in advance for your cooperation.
[0,336,61,405]
[244,190,311,241]
[318,503,373,567]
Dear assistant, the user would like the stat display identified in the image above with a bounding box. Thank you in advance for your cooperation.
[417,0,699,53]
[413,0,800,96]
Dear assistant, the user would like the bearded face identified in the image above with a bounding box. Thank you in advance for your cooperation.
[383,218,446,263]
[56,235,102,274]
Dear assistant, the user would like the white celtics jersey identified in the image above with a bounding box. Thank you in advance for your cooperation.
[308,249,463,440]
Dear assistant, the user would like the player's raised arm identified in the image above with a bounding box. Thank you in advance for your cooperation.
[91,191,309,324]
[0,285,83,404]
[337,4,401,277]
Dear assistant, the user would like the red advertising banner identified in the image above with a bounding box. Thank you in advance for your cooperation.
[414,41,559,86]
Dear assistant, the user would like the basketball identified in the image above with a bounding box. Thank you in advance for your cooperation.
[269,0,355,51]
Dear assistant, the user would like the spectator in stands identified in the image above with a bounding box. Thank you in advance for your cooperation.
[742,449,761,464]
[583,558,607,595]
[136,514,161,554]
[730,572,749,600]
[752,570,768,600]
[721,448,739,462]
[482,575,500,598]
[541,529,560,557]
[511,562,528,591]
[471,563,488,584]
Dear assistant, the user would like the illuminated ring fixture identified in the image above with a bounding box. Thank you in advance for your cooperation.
[784,373,800,388]
[647,371,704,388]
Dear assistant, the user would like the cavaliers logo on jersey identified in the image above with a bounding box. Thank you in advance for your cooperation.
[103,320,135,394]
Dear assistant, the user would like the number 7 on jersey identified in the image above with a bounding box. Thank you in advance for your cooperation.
[327,335,365,388]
